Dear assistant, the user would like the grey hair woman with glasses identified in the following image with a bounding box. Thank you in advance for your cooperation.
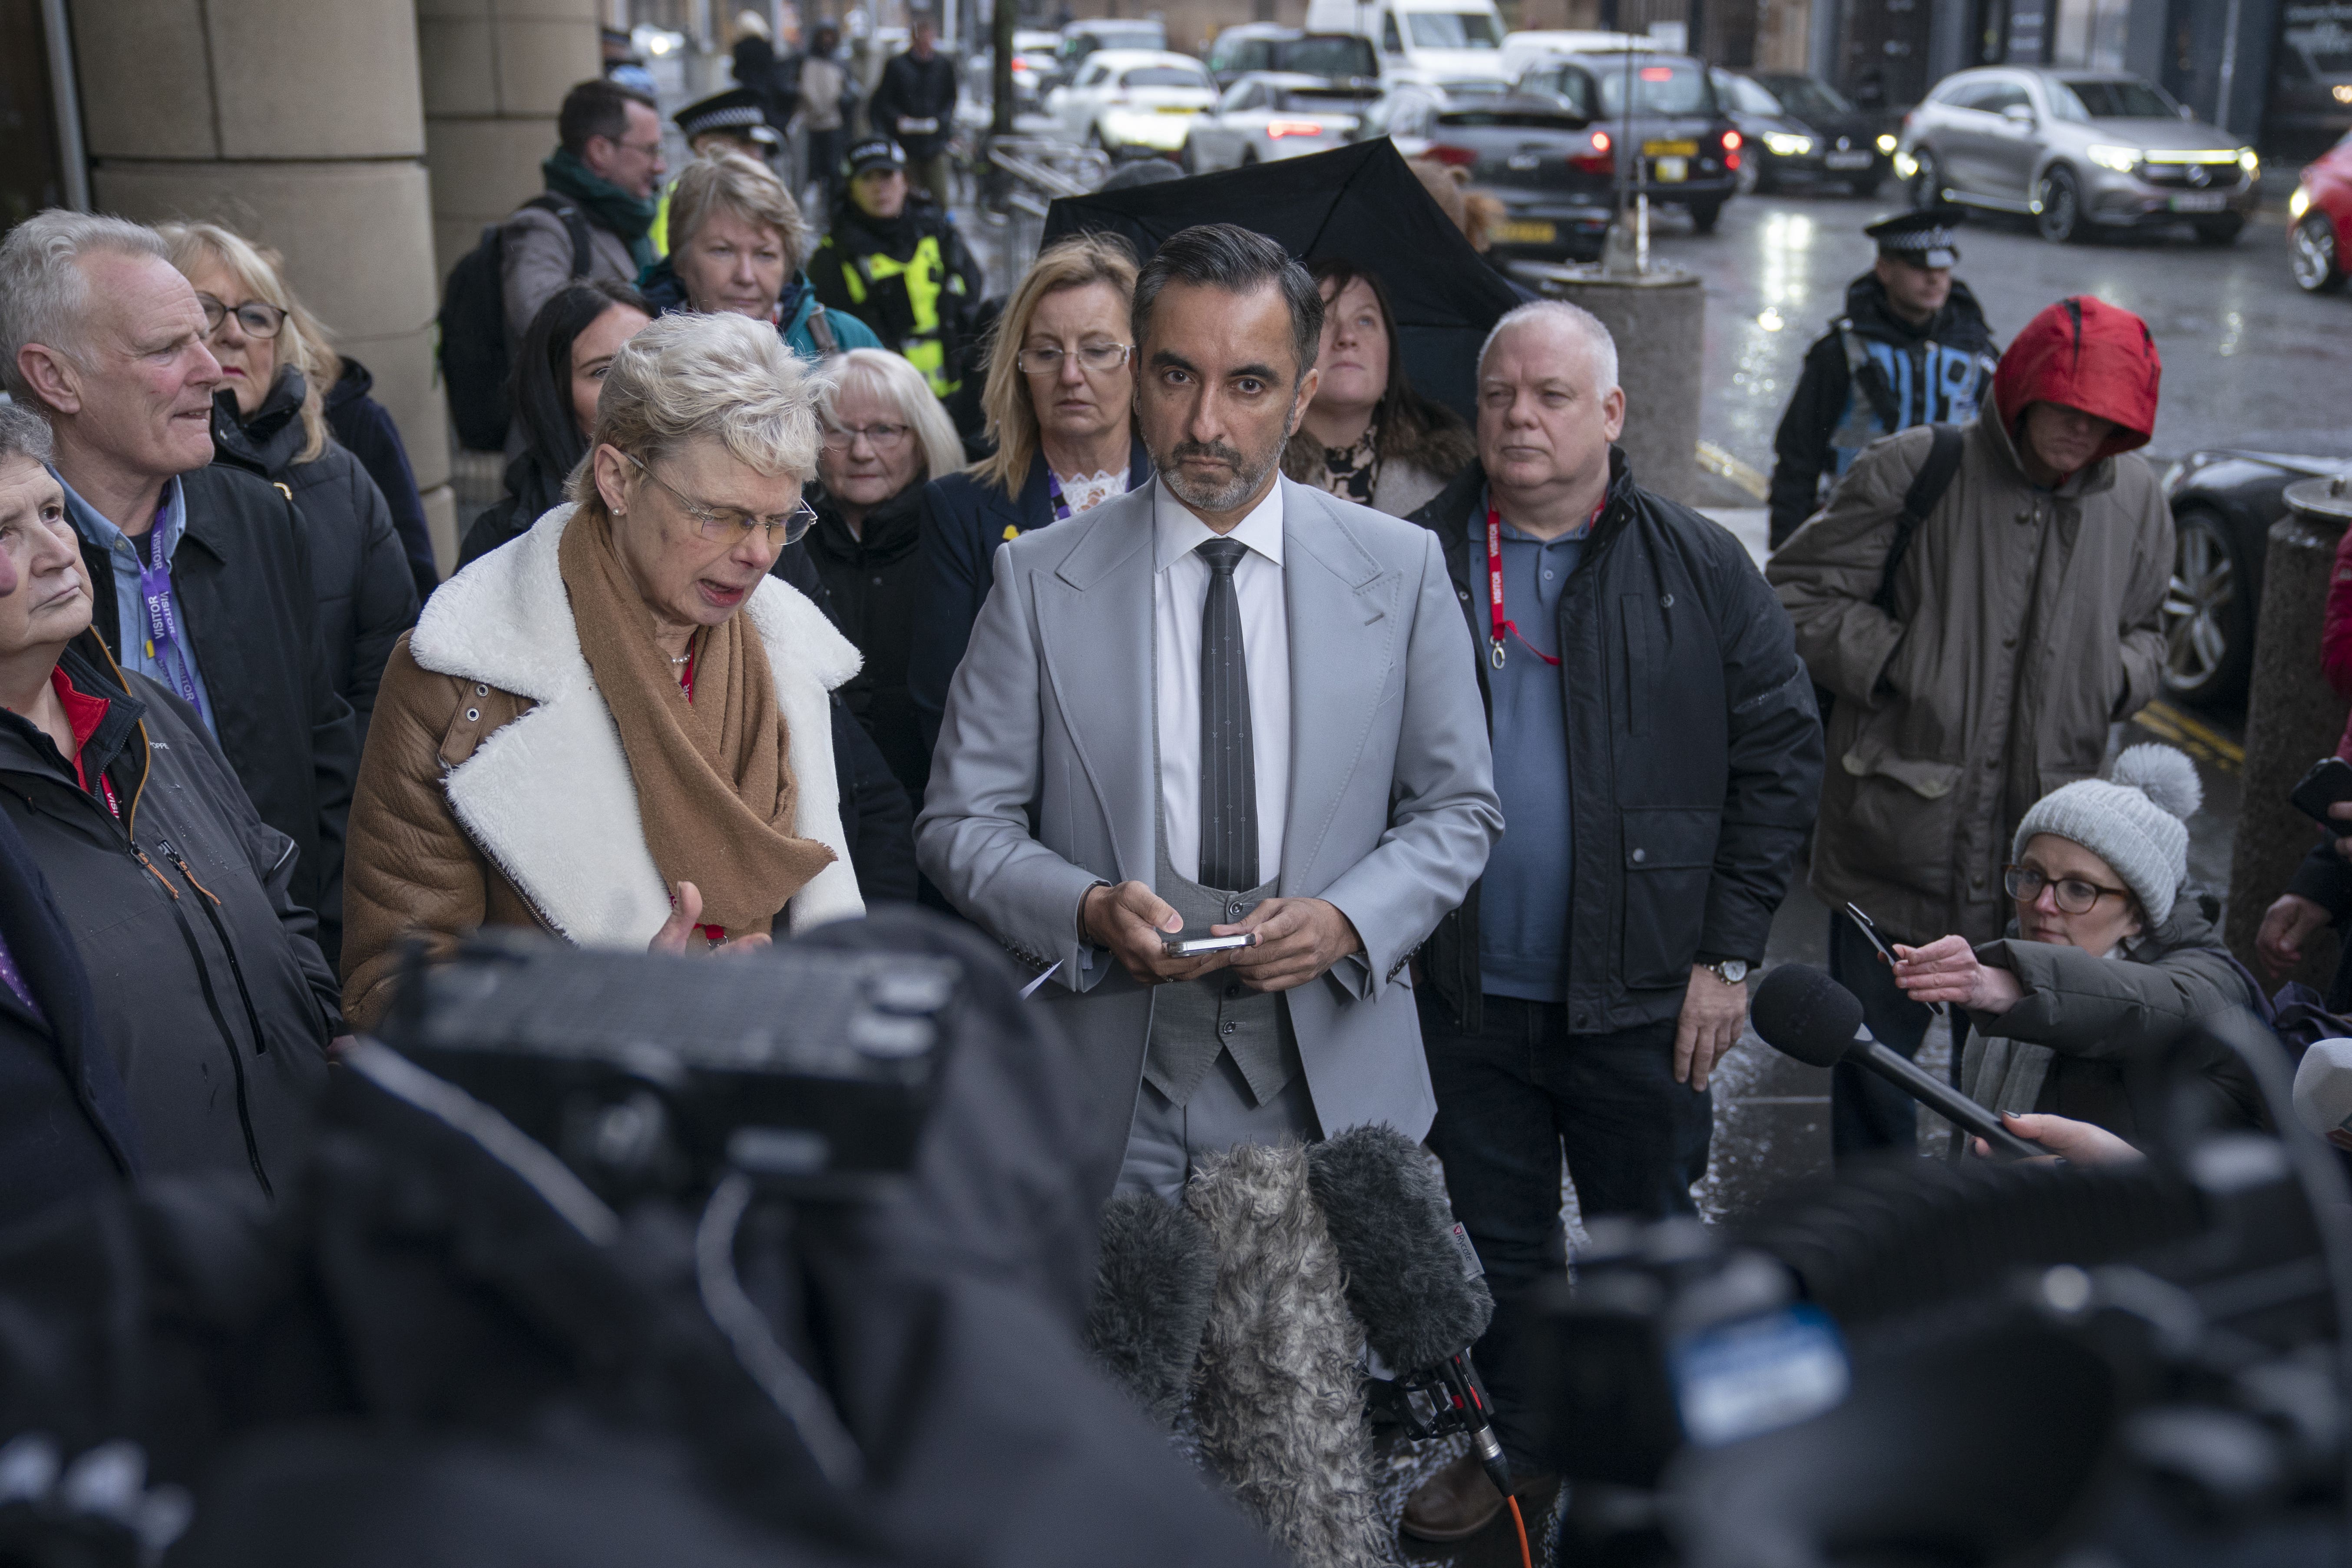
[806,347,963,801]
[1885,743,2261,1147]
[339,311,869,1029]
[906,234,1154,756]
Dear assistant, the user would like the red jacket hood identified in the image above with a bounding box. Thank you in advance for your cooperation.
[1991,295,2161,463]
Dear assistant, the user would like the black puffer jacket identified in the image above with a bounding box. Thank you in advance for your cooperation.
[324,357,439,602]
[0,637,337,1199]
[74,463,360,965]
[807,485,930,802]
[212,368,420,741]
[1406,451,1823,1034]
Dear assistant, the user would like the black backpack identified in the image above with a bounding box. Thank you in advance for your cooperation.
[438,195,593,453]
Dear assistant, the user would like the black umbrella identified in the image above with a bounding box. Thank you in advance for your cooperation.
[1041,139,1525,423]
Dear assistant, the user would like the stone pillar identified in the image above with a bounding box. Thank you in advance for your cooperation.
[2224,475,2352,986]
[1525,265,1705,506]
[71,0,454,571]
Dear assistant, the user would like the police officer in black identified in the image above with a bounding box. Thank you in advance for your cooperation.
[1766,206,1999,548]
[810,138,987,424]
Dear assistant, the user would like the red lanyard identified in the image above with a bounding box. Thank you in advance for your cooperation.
[1485,506,1563,669]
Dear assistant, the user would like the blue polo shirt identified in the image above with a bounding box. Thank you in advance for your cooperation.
[53,470,214,736]
[1475,496,1588,1003]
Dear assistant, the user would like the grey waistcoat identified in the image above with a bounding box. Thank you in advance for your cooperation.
[1145,829,1297,1107]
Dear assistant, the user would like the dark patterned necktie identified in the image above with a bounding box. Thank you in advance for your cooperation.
[1195,537,1258,892]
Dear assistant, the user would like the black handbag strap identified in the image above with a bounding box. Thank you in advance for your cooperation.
[1872,422,1965,616]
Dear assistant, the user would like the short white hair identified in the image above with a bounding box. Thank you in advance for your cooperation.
[820,347,965,484]
[566,311,824,505]
[1478,300,1619,396]
[0,210,171,401]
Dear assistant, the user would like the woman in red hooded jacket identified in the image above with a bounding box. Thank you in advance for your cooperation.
[1768,294,2174,1160]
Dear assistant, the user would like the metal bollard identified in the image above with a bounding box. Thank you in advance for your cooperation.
[2223,473,2352,984]
[1515,264,1705,506]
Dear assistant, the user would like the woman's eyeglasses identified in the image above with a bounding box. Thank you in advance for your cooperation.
[2003,864,2131,915]
[626,453,817,546]
[820,421,912,450]
[196,294,289,340]
[1015,343,1133,376]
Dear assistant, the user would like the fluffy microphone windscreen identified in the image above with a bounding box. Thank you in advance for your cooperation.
[2293,1036,2352,1142]
[1748,963,1867,1069]
[1085,1192,1218,1427]
[1305,1125,1492,1374]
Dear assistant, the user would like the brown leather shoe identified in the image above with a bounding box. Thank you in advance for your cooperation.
[1399,1451,1505,1543]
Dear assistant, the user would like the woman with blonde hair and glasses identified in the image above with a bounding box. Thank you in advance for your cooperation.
[806,347,964,801]
[340,311,866,1028]
[906,233,1152,753]
[638,149,883,364]
[159,222,421,743]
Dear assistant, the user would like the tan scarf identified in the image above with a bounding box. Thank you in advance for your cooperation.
[559,506,833,936]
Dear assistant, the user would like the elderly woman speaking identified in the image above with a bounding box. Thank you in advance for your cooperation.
[341,311,865,1028]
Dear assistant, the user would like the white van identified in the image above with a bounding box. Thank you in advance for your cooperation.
[1303,0,1512,86]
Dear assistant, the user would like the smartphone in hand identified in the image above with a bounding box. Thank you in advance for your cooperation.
[1845,901,1945,1018]
[2291,757,2352,837]
[1161,931,1259,958]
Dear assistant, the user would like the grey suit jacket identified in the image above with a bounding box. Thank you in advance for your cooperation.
[917,476,1500,1202]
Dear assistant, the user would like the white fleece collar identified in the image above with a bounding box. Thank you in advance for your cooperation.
[410,503,866,946]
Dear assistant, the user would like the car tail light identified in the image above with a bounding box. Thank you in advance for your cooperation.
[1572,132,1613,175]
[1591,129,1611,153]
[1266,119,1325,138]
[1722,129,1742,151]
[1427,143,1479,167]
[1725,150,1741,169]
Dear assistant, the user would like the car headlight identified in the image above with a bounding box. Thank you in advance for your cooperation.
[1762,132,1813,157]
[2086,144,2140,172]
[2292,185,2312,219]
[1875,132,1896,154]
[2238,146,2259,175]
[1892,149,1917,179]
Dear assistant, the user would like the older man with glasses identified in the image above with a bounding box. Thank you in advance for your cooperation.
[501,78,672,362]
[0,208,360,963]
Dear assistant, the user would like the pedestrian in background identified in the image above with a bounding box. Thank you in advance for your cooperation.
[806,347,965,803]
[797,25,856,217]
[640,152,884,364]
[1768,294,2170,1162]
[729,10,799,139]
[1280,258,1475,519]
[0,401,339,1204]
[0,211,358,963]
[460,278,655,568]
[868,13,959,214]
[810,138,988,411]
[1767,206,1999,549]
[161,222,420,750]
[503,79,668,356]
[906,234,1151,757]
[1399,301,1820,1542]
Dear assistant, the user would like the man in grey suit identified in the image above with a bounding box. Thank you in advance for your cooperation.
[918,225,1501,1204]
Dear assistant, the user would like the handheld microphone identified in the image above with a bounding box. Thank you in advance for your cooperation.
[1749,964,2044,1161]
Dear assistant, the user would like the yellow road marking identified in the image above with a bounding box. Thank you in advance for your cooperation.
[2132,699,2244,772]
[1696,441,1770,501]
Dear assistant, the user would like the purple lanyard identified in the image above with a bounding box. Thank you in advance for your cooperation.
[138,526,200,709]
[1044,468,1072,523]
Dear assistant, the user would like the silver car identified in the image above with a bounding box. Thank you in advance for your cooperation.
[1896,66,2259,244]
[1181,72,1374,172]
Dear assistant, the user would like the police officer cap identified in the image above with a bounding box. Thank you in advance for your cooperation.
[1866,205,1964,268]
[847,137,908,177]
[675,87,781,148]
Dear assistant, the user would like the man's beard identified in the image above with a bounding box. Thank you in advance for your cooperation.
[1153,406,1293,516]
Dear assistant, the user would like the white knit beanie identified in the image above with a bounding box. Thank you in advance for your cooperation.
[2010,744,2202,927]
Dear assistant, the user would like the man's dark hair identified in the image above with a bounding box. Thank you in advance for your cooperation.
[559,78,659,157]
[1132,224,1324,385]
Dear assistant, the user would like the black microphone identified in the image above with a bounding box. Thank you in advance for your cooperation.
[1749,964,2044,1161]
[1306,1125,1510,1494]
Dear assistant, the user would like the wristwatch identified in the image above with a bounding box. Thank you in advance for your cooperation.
[1701,956,1751,986]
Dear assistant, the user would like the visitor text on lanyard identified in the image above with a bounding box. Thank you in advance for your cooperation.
[138,527,202,710]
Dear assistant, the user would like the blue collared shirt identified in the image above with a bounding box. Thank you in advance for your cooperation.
[53,469,215,735]
[1474,491,1590,1004]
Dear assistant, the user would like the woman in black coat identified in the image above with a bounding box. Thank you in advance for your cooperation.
[459,278,655,568]
[906,235,1151,754]
[325,356,439,602]
[807,347,970,804]
[163,222,420,744]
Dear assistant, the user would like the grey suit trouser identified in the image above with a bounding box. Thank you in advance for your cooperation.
[1115,1049,1322,1203]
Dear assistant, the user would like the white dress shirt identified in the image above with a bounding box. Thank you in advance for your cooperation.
[1152,477,1290,888]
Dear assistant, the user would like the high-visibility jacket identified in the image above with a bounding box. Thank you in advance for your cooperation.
[810,206,983,399]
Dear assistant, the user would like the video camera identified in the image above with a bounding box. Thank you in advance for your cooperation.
[1527,1009,2352,1567]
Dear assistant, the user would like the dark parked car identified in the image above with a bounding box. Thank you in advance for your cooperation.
[1363,88,1614,261]
[1743,70,1897,194]
[1512,49,1738,231]
[2162,448,2352,708]
[1204,25,1379,89]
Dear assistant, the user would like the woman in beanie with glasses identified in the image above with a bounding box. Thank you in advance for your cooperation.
[1889,743,2263,1143]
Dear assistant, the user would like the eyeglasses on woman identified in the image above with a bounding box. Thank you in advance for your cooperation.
[625,453,817,546]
